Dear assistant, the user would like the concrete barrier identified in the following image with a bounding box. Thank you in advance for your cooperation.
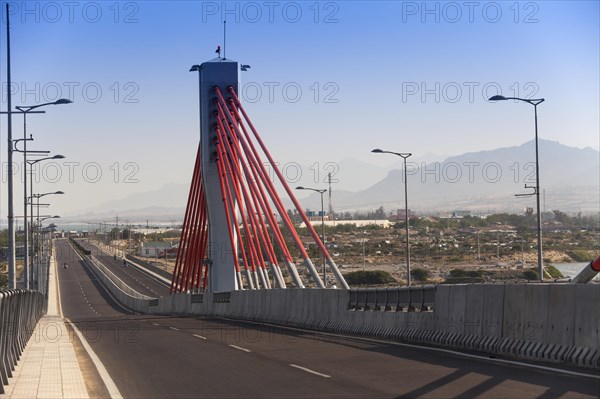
[78,256,600,370]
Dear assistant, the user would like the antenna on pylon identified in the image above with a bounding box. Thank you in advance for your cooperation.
[223,19,227,60]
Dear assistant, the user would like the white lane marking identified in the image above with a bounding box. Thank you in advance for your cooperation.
[152,323,160,326]
[289,364,331,378]
[55,254,64,318]
[169,327,180,331]
[229,344,251,353]
[218,317,600,381]
[66,318,124,399]
[193,334,207,340]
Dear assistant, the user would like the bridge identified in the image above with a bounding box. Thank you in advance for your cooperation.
[1,57,600,398]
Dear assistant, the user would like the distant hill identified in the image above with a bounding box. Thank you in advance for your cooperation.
[66,139,599,220]
[295,139,599,214]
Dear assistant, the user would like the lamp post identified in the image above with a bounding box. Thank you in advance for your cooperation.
[15,100,70,288]
[30,190,64,289]
[372,149,412,286]
[27,156,65,288]
[38,215,60,295]
[362,230,366,271]
[2,99,70,289]
[296,186,328,286]
[489,95,545,282]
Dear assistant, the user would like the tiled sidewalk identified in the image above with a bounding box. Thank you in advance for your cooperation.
[2,258,89,398]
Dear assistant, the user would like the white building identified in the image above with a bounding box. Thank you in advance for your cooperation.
[299,219,392,228]
[138,241,172,258]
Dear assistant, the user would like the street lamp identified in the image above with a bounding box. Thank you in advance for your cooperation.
[27,155,65,288]
[37,215,60,295]
[30,191,63,290]
[2,99,70,289]
[372,149,413,286]
[296,186,328,286]
[362,230,366,271]
[489,94,545,282]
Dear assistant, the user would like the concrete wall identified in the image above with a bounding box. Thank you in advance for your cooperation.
[81,254,600,369]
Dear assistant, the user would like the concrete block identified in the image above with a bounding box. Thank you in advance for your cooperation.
[574,284,600,349]
[446,284,467,335]
[502,284,526,340]
[482,284,504,338]
[546,285,576,346]
[464,285,484,336]
[434,284,451,331]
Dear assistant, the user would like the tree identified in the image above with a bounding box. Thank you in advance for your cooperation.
[110,227,121,240]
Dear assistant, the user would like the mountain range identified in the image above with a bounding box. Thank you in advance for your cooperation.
[64,139,599,222]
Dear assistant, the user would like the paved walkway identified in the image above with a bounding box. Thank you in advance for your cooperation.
[2,258,90,398]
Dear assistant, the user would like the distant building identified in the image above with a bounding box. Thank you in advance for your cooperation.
[138,241,172,258]
[451,210,472,218]
[390,209,415,221]
[299,220,391,228]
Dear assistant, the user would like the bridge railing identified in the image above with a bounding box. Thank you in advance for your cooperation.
[0,289,45,394]
[348,286,436,312]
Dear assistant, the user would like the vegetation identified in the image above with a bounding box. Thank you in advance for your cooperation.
[410,268,429,281]
[522,269,539,280]
[545,265,563,279]
[449,269,483,278]
[567,250,593,262]
[0,270,7,290]
[344,270,395,285]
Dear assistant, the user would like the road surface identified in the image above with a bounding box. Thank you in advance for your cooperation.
[55,239,600,398]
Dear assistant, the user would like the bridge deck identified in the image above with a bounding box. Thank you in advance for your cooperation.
[3,238,598,398]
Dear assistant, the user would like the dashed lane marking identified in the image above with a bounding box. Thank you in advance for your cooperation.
[229,345,251,353]
[289,364,331,378]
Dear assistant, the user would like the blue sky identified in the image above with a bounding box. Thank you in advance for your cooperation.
[0,1,598,219]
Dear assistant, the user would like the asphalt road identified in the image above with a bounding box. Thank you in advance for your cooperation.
[55,239,600,398]
[74,238,171,298]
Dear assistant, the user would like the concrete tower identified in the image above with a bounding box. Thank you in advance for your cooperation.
[198,58,239,292]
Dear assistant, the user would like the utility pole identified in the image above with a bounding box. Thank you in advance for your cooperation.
[5,5,16,289]
[328,172,334,221]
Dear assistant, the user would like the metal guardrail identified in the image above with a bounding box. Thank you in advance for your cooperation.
[191,293,204,304]
[0,289,45,394]
[213,292,231,304]
[348,286,436,312]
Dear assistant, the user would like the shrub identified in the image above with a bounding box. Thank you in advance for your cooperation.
[545,265,563,279]
[449,269,483,278]
[522,269,539,280]
[567,250,592,262]
[344,270,395,285]
[410,268,429,281]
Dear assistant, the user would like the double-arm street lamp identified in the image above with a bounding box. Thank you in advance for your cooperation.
[489,95,545,282]
[1,99,71,289]
[296,186,328,287]
[37,215,60,293]
[28,155,65,270]
[372,149,413,286]
[30,190,64,285]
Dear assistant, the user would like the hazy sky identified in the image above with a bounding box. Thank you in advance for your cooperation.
[0,1,598,220]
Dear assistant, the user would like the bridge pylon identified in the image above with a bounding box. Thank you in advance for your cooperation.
[170,58,348,293]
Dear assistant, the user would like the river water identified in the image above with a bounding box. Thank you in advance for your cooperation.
[553,262,599,281]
